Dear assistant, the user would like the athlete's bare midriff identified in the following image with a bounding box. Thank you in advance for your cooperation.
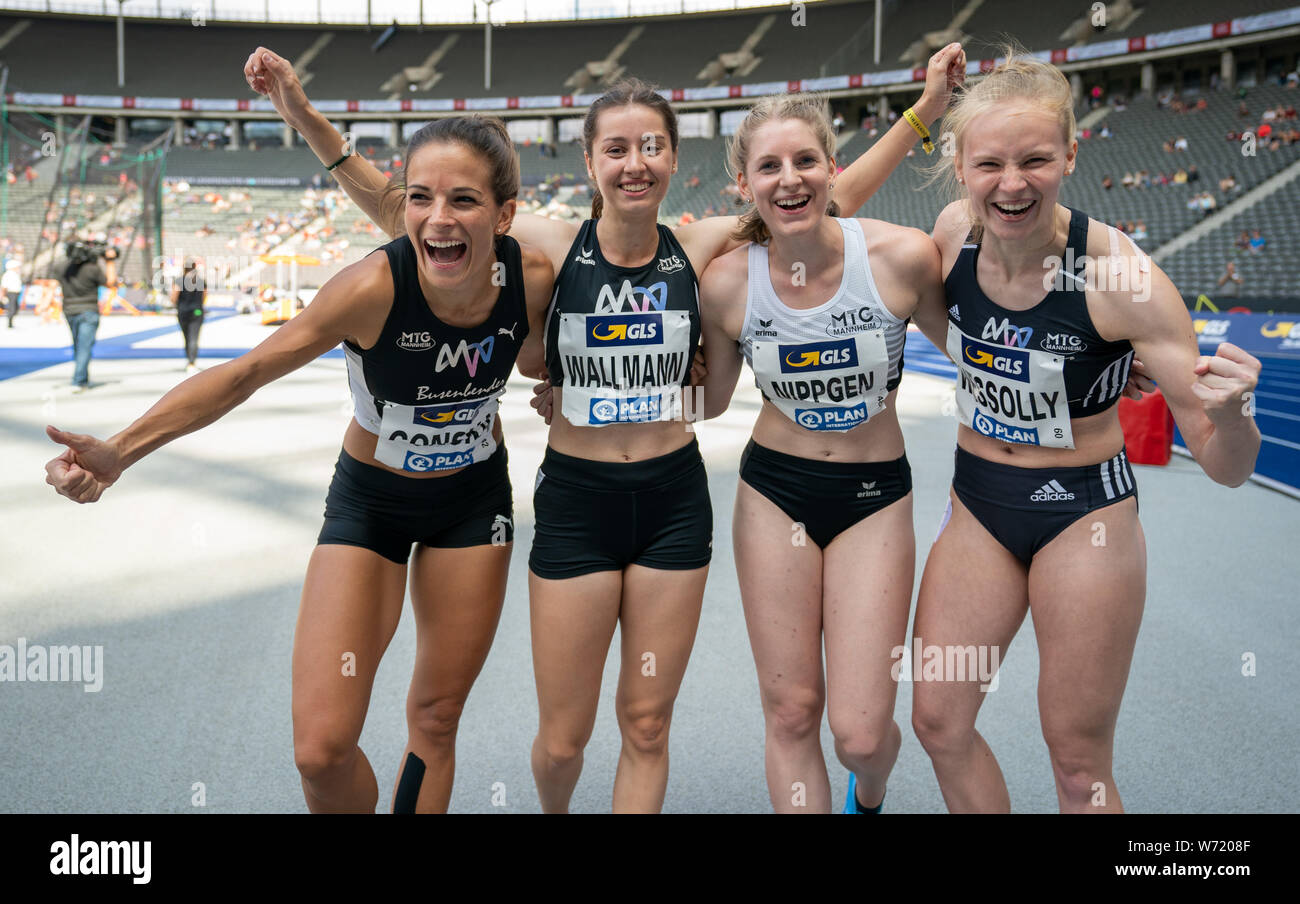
[749,389,906,462]
[342,416,505,478]
[956,404,1126,468]
[546,388,700,461]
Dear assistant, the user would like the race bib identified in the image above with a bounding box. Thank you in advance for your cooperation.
[374,396,499,472]
[752,332,889,432]
[946,322,1073,448]
[556,310,693,427]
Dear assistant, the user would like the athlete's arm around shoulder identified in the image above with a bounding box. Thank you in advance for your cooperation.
[514,242,555,380]
[44,255,394,503]
[697,242,749,419]
[1086,223,1260,487]
[673,214,748,277]
[860,218,944,341]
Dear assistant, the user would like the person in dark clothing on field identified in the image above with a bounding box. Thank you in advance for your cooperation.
[171,259,206,372]
[57,240,116,392]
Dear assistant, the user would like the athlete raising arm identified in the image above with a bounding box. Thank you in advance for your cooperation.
[45,117,554,814]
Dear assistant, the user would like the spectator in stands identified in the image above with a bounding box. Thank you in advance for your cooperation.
[1174,135,1189,151]
[1186,164,1200,183]
[1258,121,1273,141]
[1099,124,1112,138]
[1122,171,1135,188]
[1156,171,1170,186]
[1195,98,1208,112]
[1237,100,1251,118]
[1217,261,1243,297]
[1248,229,1266,254]
[1199,192,1217,217]
[1174,167,1188,184]
[1162,139,1175,153]
[1262,106,1277,122]
[1235,229,1251,252]
[1102,174,1114,190]
[1138,170,1151,188]
[1219,174,1238,193]
[1131,220,1148,242]
[832,112,845,135]
[687,174,700,189]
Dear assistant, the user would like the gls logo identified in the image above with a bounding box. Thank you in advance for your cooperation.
[1039,332,1087,354]
[414,402,479,426]
[595,280,668,313]
[961,336,1029,382]
[779,339,858,373]
[398,331,434,351]
[981,317,1033,348]
[588,313,662,346]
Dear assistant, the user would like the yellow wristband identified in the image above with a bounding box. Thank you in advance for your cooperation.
[903,107,935,155]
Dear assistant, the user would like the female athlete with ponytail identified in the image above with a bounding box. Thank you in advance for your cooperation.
[45,116,554,814]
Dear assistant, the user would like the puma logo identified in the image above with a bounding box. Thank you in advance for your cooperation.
[498,322,518,340]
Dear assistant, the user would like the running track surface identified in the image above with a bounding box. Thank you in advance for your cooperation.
[1,312,1296,813]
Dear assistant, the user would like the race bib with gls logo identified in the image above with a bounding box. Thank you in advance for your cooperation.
[557,310,692,426]
[751,331,889,432]
[374,396,499,472]
[946,322,1073,448]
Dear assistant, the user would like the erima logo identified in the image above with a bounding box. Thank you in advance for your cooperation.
[857,480,882,498]
[982,316,1033,348]
[574,248,596,266]
[754,317,777,338]
[1039,332,1087,354]
[657,254,685,274]
[949,305,961,322]
[1030,480,1075,502]
[398,330,434,351]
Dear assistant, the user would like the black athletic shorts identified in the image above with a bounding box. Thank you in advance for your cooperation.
[529,439,712,579]
[950,445,1138,566]
[739,439,912,549]
[317,444,514,564]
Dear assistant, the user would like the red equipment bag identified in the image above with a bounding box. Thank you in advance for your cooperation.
[1118,388,1175,465]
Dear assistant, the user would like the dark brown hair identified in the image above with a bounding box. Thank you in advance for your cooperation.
[378,115,520,230]
[582,79,679,219]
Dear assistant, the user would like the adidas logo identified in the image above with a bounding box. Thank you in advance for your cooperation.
[1029,480,1075,502]
[948,305,961,322]
[574,248,595,266]
[857,480,881,498]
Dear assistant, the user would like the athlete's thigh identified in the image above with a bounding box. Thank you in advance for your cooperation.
[1028,498,1146,742]
[407,542,512,701]
[529,568,623,736]
[733,480,825,705]
[912,493,1031,725]
[292,544,409,744]
[614,562,709,710]
[823,493,915,729]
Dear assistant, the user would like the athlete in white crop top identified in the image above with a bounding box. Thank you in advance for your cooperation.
[695,98,948,814]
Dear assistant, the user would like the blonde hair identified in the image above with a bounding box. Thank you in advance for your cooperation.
[725,93,840,245]
[934,46,1076,241]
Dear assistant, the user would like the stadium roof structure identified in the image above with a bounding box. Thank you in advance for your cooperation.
[5,3,1300,116]
[0,0,802,25]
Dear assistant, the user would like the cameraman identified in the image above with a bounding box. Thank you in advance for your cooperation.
[58,241,116,392]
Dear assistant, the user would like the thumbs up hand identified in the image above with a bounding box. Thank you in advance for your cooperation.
[44,426,122,504]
